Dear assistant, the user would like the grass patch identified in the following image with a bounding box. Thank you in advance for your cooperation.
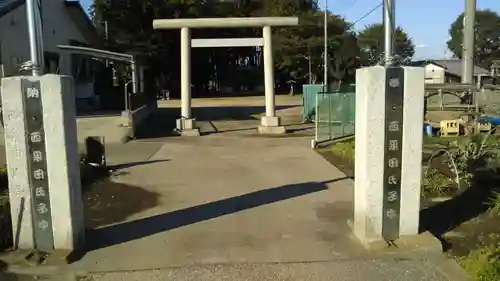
[331,139,355,161]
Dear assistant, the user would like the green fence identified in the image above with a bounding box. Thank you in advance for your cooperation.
[302,84,325,121]
[316,87,356,143]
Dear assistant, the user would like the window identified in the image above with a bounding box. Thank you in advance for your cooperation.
[69,40,93,82]
[44,52,60,74]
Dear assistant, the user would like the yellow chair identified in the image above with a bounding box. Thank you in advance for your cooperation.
[440,120,460,137]
[478,122,492,133]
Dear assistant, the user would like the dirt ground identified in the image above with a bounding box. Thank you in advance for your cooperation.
[316,146,500,262]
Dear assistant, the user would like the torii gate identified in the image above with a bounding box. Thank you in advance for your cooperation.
[152,17,299,136]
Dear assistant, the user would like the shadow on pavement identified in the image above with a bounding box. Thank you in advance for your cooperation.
[86,178,349,252]
[134,105,296,139]
[83,181,161,230]
[110,159,170,171]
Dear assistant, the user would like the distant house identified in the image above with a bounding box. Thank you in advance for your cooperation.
[0,0,100,105]
[411,59,495,86]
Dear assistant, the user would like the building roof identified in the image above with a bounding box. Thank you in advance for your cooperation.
[0,0,99,46]
[412,59,490,77]
[0,0,23,17]
[65,1,100,46]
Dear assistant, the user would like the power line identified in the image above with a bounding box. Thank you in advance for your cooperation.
[347,1,383,29]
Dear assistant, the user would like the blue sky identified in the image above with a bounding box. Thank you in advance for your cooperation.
[80,0,500,60]
[322,0,500,59]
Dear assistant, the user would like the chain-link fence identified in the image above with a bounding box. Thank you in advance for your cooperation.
[316,86,355,143]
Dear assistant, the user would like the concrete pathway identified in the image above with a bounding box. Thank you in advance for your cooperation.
[72,137,358,272]
[156,95,314,137]
[19,136,466,280]
[1,128,470,280]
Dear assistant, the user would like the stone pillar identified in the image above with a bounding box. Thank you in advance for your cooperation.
[2,76,35,249]
[2,75,85,252]
[41,75,85,250]
[258,26,286,135]
[352,66,425,248]
[177,27,199,136]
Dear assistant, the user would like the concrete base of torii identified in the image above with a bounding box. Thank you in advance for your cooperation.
[258,116,286,135]
[176,118,200,136]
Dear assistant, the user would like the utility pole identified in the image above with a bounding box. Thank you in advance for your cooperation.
[26,0,44,76]
[462,0,476,84]
[307,54,312,85]
[103,20,109,67]
[323,0,328,90]
[104,20,109,41]
[383,0,395,66]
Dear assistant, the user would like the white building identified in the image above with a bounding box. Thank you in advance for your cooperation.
[411,59,494,86]
[0,0,100,102]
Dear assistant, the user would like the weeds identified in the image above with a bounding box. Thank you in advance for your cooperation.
[422,167,455,197]
[426,132,500,280]
[426,132,500,190]
[486,192,500,217]
[459,242,500,281]
[331,140,355,161]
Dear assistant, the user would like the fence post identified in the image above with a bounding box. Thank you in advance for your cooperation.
[328,92,332,140]
[341,92,345,137]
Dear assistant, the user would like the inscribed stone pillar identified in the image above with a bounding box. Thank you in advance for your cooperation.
[353,66,424,247]
[2,75,85,252]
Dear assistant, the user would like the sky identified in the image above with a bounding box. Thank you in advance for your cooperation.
[80,0,500,60]
[322,0,500,60]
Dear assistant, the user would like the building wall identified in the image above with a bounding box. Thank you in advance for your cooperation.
[423,63,445,84]
[0,0,87,77]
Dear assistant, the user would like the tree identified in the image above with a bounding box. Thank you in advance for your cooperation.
[90,0,357,95]
[272,10,358,86]
[357,23,415,65]
[447,9,500,68]
[328,32,360,85]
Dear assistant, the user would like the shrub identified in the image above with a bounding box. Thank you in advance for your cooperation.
[426,133,500,190]
[422,167,455,197]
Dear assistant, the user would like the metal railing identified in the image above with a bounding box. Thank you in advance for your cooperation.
[315,88,355,144]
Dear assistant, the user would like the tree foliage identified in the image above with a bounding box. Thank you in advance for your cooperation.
[90,0,412,95]
[357,23,415,65]
[447,9,500,69]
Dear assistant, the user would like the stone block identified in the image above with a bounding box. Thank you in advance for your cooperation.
[258,116,286,135]
[258,125,286,135]
[260,116,281,127]
[353,66,425,246]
